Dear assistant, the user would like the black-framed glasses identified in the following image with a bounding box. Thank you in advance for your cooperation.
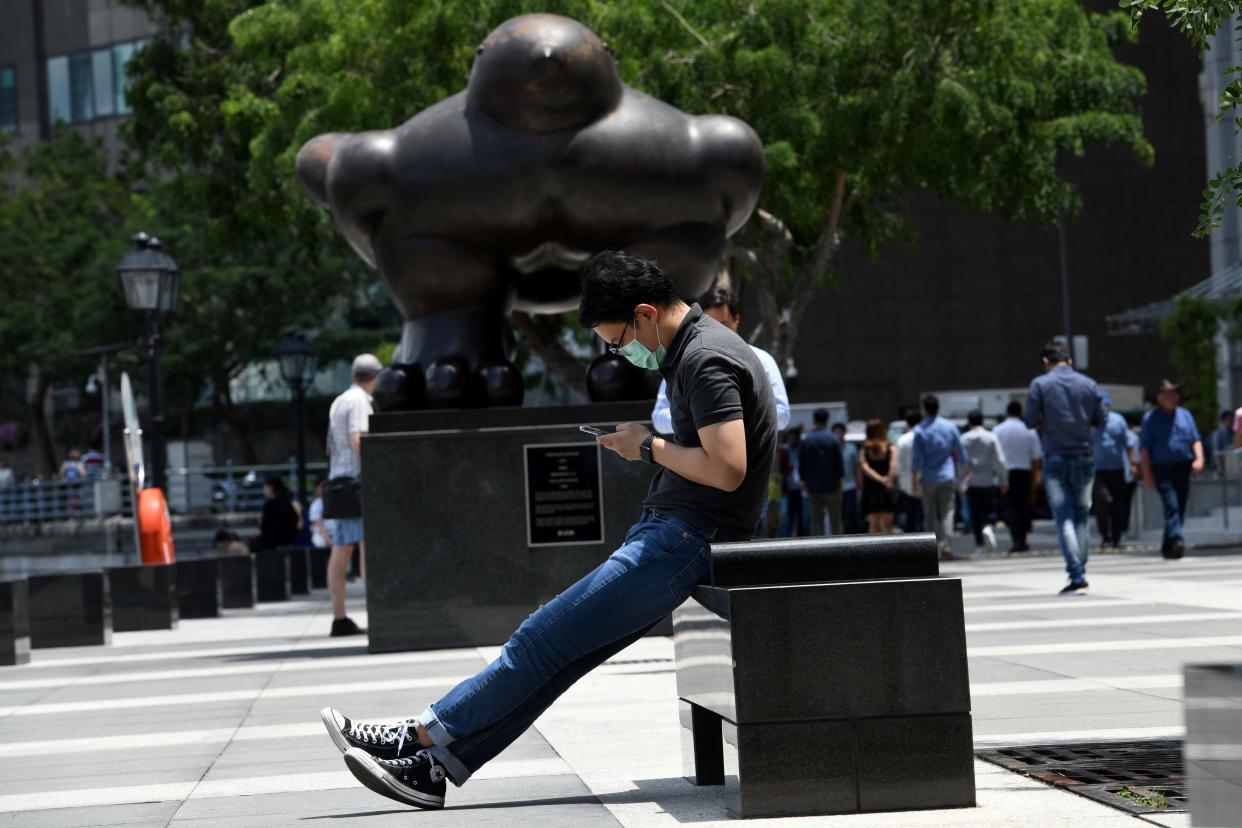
[607,319,632,355]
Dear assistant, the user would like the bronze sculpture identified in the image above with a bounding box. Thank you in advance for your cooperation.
[297,13,763,410]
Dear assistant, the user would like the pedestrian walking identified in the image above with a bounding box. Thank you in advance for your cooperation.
[993,400,1042,552]
[1092,393,1137,548]
[859,418,897,534]
[1025,340,1103,595]
[322,353,382,637]
[1210,410,1233,471]
[1139,380,1204,559]
[912,394,967,559]
[961,410,1008,557]
[833,422,863,533]
[1121,414,1140,540]
[777,427,808,536]
[893,409,924,533]
[799,408,845,535]
[323,251,777,810]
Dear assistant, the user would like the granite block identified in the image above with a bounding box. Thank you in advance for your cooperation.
[678,578,970,723]
[361,418,656,652]
[28,571,111,648]
[723,719,857,818]
[175,558,222,619]
[254,550,291,602]
[1185,663,1242,827]
[219,555,257,609]
[679,700,725,785]
[309,547,328,589]
[284,547,312,595]
[0,579,31,666]
[108,564,178,632]
[710,533,939,587]
[855,714,976,812]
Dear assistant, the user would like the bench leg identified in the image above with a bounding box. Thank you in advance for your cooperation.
[680,700,725,785]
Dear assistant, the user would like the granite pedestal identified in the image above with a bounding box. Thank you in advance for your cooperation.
[0,579,30,666]
[175,558,222,618]
[673,533,975,818]
[108,563,179,631]
[361,402,657,652]
[219,555,257,609]
[1185,664,1242,827]
[254,549,291,602]
[28,571,112,648]
[309,547,329,589]
[283,547,312,595]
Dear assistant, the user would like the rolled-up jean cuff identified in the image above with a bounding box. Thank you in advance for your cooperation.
[416,707,471,785]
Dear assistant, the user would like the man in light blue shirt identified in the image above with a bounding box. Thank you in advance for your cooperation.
[912,394,965,558]
[833,422,863,533]
[1140,380,1204,558]
[1025,340,1102,595]
[1091,393,1136,549]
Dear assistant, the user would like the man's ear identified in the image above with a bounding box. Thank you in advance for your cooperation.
[633,303,658,322]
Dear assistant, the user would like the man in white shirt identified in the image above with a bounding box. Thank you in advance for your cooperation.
[992,400,1043,552]
[652,287,789,434]
[893,409,923,532]
[961,410,1008,557]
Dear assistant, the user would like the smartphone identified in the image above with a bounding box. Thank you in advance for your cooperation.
[579,425,608,437]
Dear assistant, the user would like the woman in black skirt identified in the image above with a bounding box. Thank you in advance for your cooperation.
[859,418,898,534]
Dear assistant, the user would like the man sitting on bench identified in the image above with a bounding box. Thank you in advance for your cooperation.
[320,250,778,809]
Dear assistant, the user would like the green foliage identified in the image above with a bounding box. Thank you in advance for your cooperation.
[1115,784,1168,808]
[1159,296,1220,431]
[1124,0,1242,236]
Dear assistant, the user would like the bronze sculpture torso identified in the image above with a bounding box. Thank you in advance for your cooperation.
[297,13,764,409]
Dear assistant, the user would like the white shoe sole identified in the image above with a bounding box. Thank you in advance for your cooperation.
[321,707,350,754]
[982,526,997,551]
[344,748,445,809]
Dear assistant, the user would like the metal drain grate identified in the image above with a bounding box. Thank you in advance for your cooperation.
[976,739,1187,814]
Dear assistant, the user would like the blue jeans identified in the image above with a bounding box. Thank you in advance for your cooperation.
[1044,453,1094,582]
[778,491,810,536]
[415,509,714,785]
[1152,462,1192,546]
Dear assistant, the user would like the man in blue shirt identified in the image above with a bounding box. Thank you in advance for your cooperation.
[1209,410,1233,470]
[1140,380,1204,559]
[800,409,846,535]
[1025,341,1103,595]
[912,394,966,559]
[832,422,863,533]
[1091,393,1136,549]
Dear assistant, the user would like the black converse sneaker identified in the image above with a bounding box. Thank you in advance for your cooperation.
[320,707,419,760]
[344,747,447,809]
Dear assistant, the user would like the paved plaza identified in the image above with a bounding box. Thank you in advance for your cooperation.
[1,545,1240,827]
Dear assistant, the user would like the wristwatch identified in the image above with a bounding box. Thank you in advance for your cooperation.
[639,434,657,465]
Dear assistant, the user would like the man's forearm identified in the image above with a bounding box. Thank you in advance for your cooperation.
[651,437,745,492]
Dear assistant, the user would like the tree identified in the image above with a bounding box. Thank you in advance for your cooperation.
[1160,296,1220,431]
[0,130,144,474]
[1124,0,1242,236]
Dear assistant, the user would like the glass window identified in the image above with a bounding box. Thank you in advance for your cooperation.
[0,66,14,133]
[113,41,135,115]
[91,48,113,117]
[68,52,93,123]
[47,55,70,124]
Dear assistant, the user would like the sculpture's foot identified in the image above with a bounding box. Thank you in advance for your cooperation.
[372,359,523,411]
[587,353,660,402]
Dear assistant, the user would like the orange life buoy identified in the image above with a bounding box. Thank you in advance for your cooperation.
[138,487,175,564]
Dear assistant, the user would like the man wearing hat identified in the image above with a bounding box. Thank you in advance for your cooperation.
[1139,380,1204,559]
[323,353,382,636]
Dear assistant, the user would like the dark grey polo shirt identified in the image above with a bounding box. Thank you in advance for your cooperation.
[643,305,778,541]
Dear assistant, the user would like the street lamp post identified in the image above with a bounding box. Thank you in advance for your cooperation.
[274,331,318,510]
[117,232,178,493]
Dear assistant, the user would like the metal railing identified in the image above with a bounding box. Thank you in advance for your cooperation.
[0,460,328,525]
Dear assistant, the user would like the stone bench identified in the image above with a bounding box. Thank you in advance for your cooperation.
[108,563,179,632]
[0,579,30,665]
[254,549,291,602]
[220,555,257,609]
[176,558,223,619]
[673,533,975,819]
[1185,663,1242,826]
[309,547,329,590]
[28,570,112,648]
[277,546,313,596]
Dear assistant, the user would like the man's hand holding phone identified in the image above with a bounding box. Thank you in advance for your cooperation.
[594,422,652,462]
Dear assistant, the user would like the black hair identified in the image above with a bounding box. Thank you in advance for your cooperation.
[1007,400,1023,417]
[967,409,984,427]
[578,250,680,328]
[921,394,940,416]
[1222,410,1233,422]
[699,286,737,317]
[831,422,847,432]
[904,407,920,428]
[1042,340,1071,363]
[265,476,290,497]
[812,407,829,425]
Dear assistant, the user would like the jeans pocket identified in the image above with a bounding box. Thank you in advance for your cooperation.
[668,544,710,604]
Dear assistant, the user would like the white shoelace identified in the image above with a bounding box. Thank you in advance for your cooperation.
[383,749,447,783]
[347,718,419,755]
